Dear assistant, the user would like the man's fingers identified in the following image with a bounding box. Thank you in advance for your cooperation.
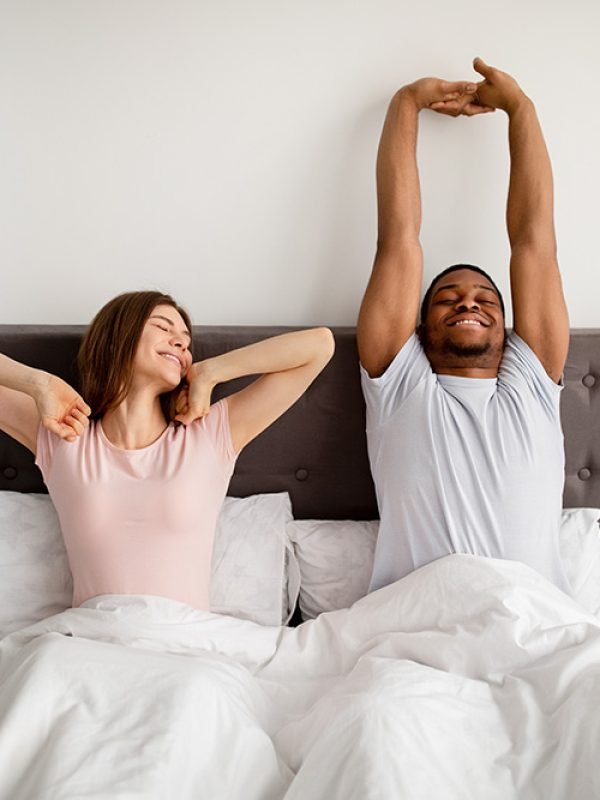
[463,103,496,116]
[429,101,458,112]
[440,80,477,96]
[473,57,493,79]
[430,97,496,117]
[429,98,469,116]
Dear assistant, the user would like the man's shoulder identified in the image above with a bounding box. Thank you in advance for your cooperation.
[361,333,436,432]
[361,332,430,386]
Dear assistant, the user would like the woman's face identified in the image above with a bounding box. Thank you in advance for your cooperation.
[132,304,193,391]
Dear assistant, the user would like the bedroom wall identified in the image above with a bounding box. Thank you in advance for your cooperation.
[1,0,598,327]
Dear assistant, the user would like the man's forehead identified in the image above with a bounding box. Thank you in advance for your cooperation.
[432,270,497,294]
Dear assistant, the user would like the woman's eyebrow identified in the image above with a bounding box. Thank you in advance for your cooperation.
[149,314,192,341]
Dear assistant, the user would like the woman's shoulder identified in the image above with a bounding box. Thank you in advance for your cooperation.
[182,399,235,460]
[35,418,96,473]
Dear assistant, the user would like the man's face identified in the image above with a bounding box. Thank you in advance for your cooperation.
[421,269,506,374]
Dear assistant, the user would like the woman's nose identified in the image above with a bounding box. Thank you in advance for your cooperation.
[170,334,187,350]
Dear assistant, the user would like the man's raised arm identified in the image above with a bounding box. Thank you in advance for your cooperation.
[357,78,486,378]
[474,58,569,382]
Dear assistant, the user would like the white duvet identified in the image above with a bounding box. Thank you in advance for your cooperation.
[0,555,599,800]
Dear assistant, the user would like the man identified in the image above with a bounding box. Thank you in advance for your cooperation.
[357,58,571,593]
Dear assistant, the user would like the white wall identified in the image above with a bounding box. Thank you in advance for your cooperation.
[1,0,598,327]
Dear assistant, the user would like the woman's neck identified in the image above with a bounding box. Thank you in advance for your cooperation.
[100,392,168,450]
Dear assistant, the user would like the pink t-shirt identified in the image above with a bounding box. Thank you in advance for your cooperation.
[35,399,237,610]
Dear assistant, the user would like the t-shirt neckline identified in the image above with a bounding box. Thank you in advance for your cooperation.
[97,419,172,453]
[436,373,498,389]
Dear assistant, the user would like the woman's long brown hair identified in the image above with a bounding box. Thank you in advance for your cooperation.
[78,291,193,421]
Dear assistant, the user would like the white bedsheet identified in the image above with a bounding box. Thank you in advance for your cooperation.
[0,554,599,800]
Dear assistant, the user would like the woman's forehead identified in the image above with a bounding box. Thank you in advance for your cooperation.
[149,304,190,333]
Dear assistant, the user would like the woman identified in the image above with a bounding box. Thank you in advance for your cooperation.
[0,290,334,611]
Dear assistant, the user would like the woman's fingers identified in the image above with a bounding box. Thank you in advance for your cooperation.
[42,407,88,441]
[174,384,211,425]
[77,399,92,416]
[43,417,77,441]
[65,413,84,436]
[70,407,90,427]
[174,407,208,425]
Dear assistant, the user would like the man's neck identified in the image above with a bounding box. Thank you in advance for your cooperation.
[433,364,499,379]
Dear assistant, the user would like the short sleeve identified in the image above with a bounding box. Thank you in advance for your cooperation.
[34,423,57,480]
[200,398,237,463]
[499,332,563,417]
[360,333,432,428]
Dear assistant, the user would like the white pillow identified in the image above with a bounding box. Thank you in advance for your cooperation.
[288,510,600,620]
[0,492,73,636]
[0,490,297,638]
[286,519,379,620]
[558,508,600,616]
[210,492,298,626]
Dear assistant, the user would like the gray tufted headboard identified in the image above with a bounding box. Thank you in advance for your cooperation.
[0,326,599,513]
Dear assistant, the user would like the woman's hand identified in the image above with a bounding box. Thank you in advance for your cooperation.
[173,329,334,452]
[174,360,216,425]
[34,373,91,442]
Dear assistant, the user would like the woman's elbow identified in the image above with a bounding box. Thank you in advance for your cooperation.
[311,326,335,366]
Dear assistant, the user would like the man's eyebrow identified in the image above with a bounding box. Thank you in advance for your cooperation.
[149,314,192,340]
[433,283,497,295]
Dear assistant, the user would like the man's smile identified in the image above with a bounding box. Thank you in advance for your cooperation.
[448,315,490,328]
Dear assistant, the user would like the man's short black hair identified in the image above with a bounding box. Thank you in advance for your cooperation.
[419,264,506,324]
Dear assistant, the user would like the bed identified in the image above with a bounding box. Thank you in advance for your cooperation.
[0,325,599,799]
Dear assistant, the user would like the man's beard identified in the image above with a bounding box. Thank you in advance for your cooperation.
[442,339,491,358]
[418,324,504,367]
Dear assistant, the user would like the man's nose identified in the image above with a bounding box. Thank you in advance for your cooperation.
[457,299,479,311]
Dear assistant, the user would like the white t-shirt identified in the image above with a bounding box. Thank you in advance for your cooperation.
[361,332,571,594]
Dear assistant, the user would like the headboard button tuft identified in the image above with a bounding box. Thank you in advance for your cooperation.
[582,373,596,388]
[2,467,17,480]
[578,467,592,481]
[295,468,309,481]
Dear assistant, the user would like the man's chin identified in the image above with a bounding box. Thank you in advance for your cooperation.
[442,340,492,358]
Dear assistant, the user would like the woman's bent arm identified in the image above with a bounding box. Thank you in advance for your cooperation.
[0,354,90,453]
[175,328,335,453]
